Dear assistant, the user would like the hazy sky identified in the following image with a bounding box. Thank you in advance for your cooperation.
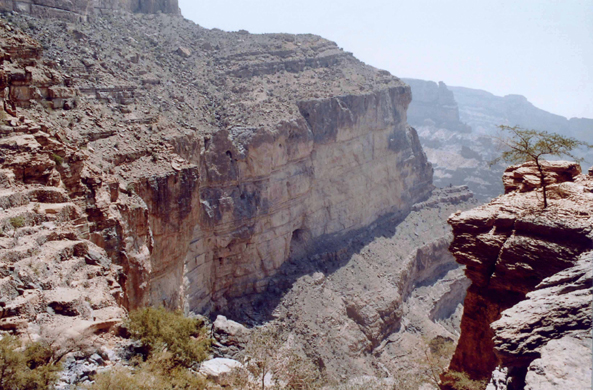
[179,0,592,119]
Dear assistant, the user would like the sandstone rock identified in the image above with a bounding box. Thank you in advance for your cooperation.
[491,252,592,365]
[212,315,250,356]
[176,47,192,58]
[502,160,581,194]
[446,162,593,386]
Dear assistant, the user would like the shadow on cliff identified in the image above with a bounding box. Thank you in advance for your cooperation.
[217,208,414,325]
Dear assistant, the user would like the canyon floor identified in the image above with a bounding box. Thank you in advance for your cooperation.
[216,187,476,381]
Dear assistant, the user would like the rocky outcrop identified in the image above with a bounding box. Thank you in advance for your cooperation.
[0,0,180,21]
[488,253,592,390]
[403,79,502,201]
[404,78,470,133]
[444,161,593,389]
[0,22,124,341]
[502,160,581,194]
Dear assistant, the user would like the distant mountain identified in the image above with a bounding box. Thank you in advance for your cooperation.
[404,79,593,202]
[449,86,593,143]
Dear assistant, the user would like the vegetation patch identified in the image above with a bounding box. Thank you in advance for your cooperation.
[89,307,210,390]
[50,153,64,166]
[0,335,62,390]
[125,306,210,367]
[9,216,25,229]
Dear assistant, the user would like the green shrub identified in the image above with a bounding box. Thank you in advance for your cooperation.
[441,370,488,390]
[0,335,61,390]
[51,153,64,166]
[89,307,211,390]
[125,307,210,367]
[89,352,208,390]
[9,216,25,229]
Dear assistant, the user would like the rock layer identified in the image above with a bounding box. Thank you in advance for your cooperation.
[0,22,125,340]
[182,87,433,313]
[0,12,436,318]
[445,161,593,388]
[0,0,180,21]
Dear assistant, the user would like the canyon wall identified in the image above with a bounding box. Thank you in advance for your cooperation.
[450,86,593,144]
[444,161,593,389]
[0,12,435,318]
[151,86,433,314]
[0,0,180,21]
[404,78,470,133]
[406,79,593,202]
[403,79,502,201]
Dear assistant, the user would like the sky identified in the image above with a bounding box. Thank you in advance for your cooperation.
[179,0,593,119]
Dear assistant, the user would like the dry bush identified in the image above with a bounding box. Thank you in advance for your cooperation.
[125,306,210,367]
[0,335,61,390]
[89,308,212,390]
[441,370,488,390]
[89,351,209,390]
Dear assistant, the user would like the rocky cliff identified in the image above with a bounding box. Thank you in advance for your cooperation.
[449,86,593,144]
[405,79,593,202]
[0,0,180,21]
[444,161,593,389]
[403,79,502,201]
[0,9,436,330]
[403,78,470,133]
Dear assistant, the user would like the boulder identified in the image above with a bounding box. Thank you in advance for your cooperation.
[212,315,250,356]
[199,358,243,385]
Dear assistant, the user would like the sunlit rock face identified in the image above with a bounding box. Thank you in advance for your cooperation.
[175,87,434,313]
[444,161,593,389]
[0,7,435,317]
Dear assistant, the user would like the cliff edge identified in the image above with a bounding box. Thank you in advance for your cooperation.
[444,161,593,389]
[0,9,434,339]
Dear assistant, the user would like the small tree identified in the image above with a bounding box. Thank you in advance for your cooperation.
[490,125,591,208]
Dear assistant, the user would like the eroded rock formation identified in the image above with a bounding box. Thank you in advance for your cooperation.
[0,0,180,21]
[404,78,470,133]
[0,22,125,340]
[0,9,438,328]
[444,161,593,389]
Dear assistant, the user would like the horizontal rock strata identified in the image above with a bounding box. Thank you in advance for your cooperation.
[0,0,180,22]
[0,12,437,319]
[444,161,593,389]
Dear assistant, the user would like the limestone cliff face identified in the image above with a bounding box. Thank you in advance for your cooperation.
[444,161,593,389]
[152,87,433,313]
[0,10,435,322]
[0,0,180,21]
[0,10,435,315]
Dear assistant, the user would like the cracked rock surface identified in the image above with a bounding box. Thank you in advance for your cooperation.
[445,161,593,389]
